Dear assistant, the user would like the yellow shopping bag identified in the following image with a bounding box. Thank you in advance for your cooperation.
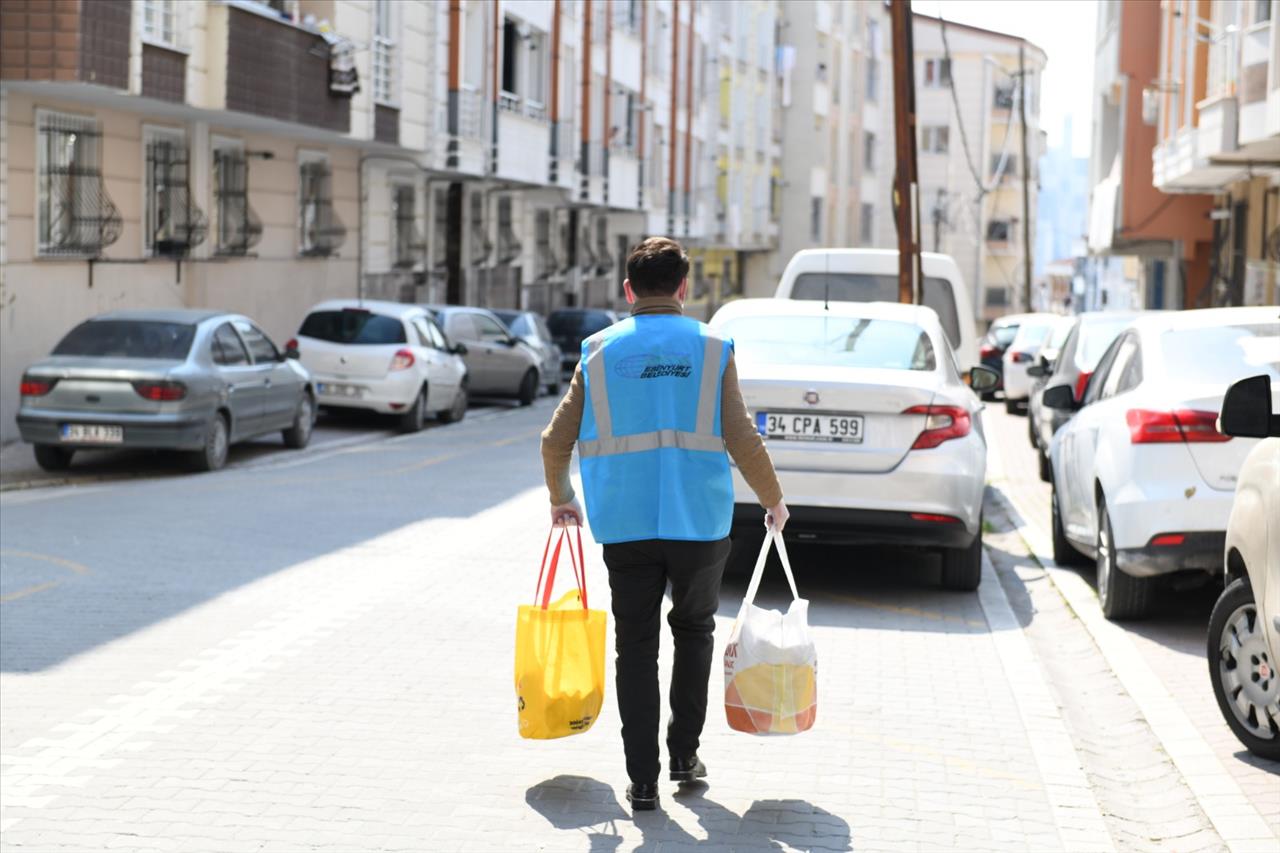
[515,525,606,739]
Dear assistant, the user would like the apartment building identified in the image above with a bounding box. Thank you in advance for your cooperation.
[1151,0,1280,307]
[1084,0,1214,312]
[913,14,1045,324]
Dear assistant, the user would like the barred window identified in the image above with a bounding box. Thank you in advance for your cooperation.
[37,111,121,256]
[496,196,522,265]
[595,216,613,276]
[470,192,491,266]
[432,187,449,270]
[392,184,422,268]
[372,0,396,104]
[299,154,346,257]
[145,129,206,256]
[534,209,556,280]
[212,143,261,256]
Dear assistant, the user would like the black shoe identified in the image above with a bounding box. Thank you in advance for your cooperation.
[626,782,659,811]
[669,755,707,783]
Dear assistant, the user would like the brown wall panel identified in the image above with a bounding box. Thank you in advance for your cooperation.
[141,43,186,103]
[374,104,399,145]
[79,0,129,88]
[0,0,81,82]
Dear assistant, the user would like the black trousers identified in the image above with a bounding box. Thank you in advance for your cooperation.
[601,537,731,784]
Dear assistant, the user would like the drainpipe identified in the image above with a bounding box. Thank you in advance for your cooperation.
[604,0,612,205]
[549,0,561,183]
[668,0,679,236]
[581,0,592,202]
[683,0,695,237]
[447,0,461,170]
[638,1,647,209]
[491,0,500,176]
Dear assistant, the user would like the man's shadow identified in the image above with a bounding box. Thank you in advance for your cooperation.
[526,775,853,852]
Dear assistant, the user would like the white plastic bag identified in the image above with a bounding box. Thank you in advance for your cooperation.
[723,529,817,735]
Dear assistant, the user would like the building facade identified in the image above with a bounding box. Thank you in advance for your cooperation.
[1151,0,1280,308]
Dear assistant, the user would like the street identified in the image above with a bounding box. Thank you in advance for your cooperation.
[1,401,1276,852]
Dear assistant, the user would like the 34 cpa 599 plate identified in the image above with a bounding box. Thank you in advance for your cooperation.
[756,412,864,444]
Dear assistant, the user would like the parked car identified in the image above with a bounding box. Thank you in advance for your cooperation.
[773,249,980,372]
[979,313,1038,400]
[17,309,315,473]
[709,298,998,591]
[492,309,563,396]
[423,305,543,405]
[1045,307,1280,619]
[294,300,468,431]
[1028,311,1143,481]
[1207,374,1280,760]
[547,308,622,378]
[1001,314,1068,414]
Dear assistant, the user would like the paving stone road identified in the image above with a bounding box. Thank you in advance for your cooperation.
[0,400,1276,852]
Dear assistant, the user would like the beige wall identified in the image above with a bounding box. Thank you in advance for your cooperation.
[0,93,362,443]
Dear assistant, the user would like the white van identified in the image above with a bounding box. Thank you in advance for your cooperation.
[774,249,979,370]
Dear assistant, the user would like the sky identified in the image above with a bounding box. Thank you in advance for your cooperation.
[918,0,1098,159]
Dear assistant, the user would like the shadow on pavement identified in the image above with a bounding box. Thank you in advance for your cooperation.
[526,775,853,852]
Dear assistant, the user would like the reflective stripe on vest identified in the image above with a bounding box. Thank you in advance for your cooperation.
[580,334,726,458]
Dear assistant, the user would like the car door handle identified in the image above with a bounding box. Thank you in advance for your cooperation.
[263,379,272,388]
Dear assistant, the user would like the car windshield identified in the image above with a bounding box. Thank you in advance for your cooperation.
[1078,317,1136,367]
[299,310,407,345]
[789,273,960,350]
[991,323,1020,347]
[1159,323,1280,385]
[1012,322,1057,349]
[52,320,195,359]
[719,315,936,371]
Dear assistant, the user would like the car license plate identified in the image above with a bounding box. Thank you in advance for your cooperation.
[756,412,864,443]
[318,382,361,399]
[60,424,124,444]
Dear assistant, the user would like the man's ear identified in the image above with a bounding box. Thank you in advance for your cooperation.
[676,278,689,302]
[623,279,637,304]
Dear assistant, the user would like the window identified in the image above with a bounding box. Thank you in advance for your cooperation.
[496,196,521,264]
[299,310,407,345]
[986,219,1012,242]
[863,131,876,171]
[373,0,396,104]
[37,111,121,256]
[991,154,1019,179]
[921,125,949,154]
[810,197,823,242]
[985,287,1009,308]
[1099,337,1139,400]
[212,323,250,366]
[790,274,963,349]
[865,56,879,102]
[141,0,179,47]
[470,193,490,265]
[418,317,449,350]
[53,320,194,359]
[535,209,557,279]
[502,18,519,95]
[144,128,205,256]
[994,82,1016,110]
[472,313,510,342]
[860,202,874,244]
[716,316,937,372]
[298,153,346,257]
[232,321,280,364]
[923,58,952,87]
[595,216,613,275]
[392,184,420,268]
[432,187,448,269]
[1257,0,1272,24]
[212,140,262,256]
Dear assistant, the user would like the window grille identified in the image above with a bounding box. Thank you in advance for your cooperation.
[37,113,122,256]
[146,137,207,256]
[594,217,613,276]
[470,193,492,266]
[432,188,449,270]
[299,159,346,257]
[392,184,423,268]
[534,210,559,280]
[496,196,522,265]
[578,222,598,272]
[213,149,262,256]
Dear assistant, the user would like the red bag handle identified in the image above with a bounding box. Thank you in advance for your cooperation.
[533,525,588,610]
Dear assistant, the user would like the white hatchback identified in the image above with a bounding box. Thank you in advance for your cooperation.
[1001,313,1069,412]
[1046,307,1280,619]
[709,299,998,590]
[293,300,469,432]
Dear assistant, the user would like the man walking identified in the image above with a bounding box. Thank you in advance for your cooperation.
[541,237,787,811]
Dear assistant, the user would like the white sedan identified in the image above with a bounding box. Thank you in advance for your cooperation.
[710,299,998,591]
[1046,307,1280,619]
[1001,313,1069,413]
[293,300,469,432]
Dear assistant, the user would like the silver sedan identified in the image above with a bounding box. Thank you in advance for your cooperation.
[16,309,315,472]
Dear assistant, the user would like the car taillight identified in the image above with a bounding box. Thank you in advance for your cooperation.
[911,513,961,523]
[1125,409,1230,444]
[903,405,972,450]
[19,377,57,396]
[1073,371,1092,402]
[390,349,415,371]
[1149,533,1186,547]
[286,338,298,352]
[980,343,998,359]
[132,380,187,401]
[1011,351,1033,364]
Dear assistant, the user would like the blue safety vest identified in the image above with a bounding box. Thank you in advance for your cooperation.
[577,314,734,544]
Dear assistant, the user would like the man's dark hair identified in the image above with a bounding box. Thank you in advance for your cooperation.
[626,237,690,297]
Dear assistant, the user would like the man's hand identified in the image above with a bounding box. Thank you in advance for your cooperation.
[550,497,584,528]
[765,500,789,533]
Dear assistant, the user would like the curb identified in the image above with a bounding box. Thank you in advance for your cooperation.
[991,487,1279,853]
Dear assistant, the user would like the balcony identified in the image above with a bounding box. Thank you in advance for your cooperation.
[1152,95,1241,192]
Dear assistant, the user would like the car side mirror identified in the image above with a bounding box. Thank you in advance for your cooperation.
[1218,374,1279,438]
[968,365,999,393]
[1042,383,1078,411]
[504,336,519,347]
[1026,363,1047,378]
[451,343,468,356]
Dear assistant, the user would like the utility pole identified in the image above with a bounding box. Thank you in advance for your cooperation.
[1019,44,1033,311]
[890,0,921,304]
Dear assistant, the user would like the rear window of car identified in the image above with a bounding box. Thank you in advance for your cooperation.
[548,311,615,338]
[1077,317,1135,368]
[52,320,195,359]
[298,310,407,345]
[991,323,1020,347]
[1159,323,1280,385]
[1011,321,1056,349]
[719,315,937,371]
[789,273,960,351]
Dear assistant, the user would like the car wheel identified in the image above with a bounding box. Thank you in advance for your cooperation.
[940,523,983,591]
[517,369,538,407]
[33,444,73,472]
[190,413,229,472]
[1027,414,1038,448]
[1038,448,1052,483]
[439,381,468,424]
[399,387,427,433]
[1096,495,1153,620]
[1208,578,1280,760]
[1051,484,1085,566]
[282,393,314,449]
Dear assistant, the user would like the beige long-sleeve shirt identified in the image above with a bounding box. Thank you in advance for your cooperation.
[540,296,783,509]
